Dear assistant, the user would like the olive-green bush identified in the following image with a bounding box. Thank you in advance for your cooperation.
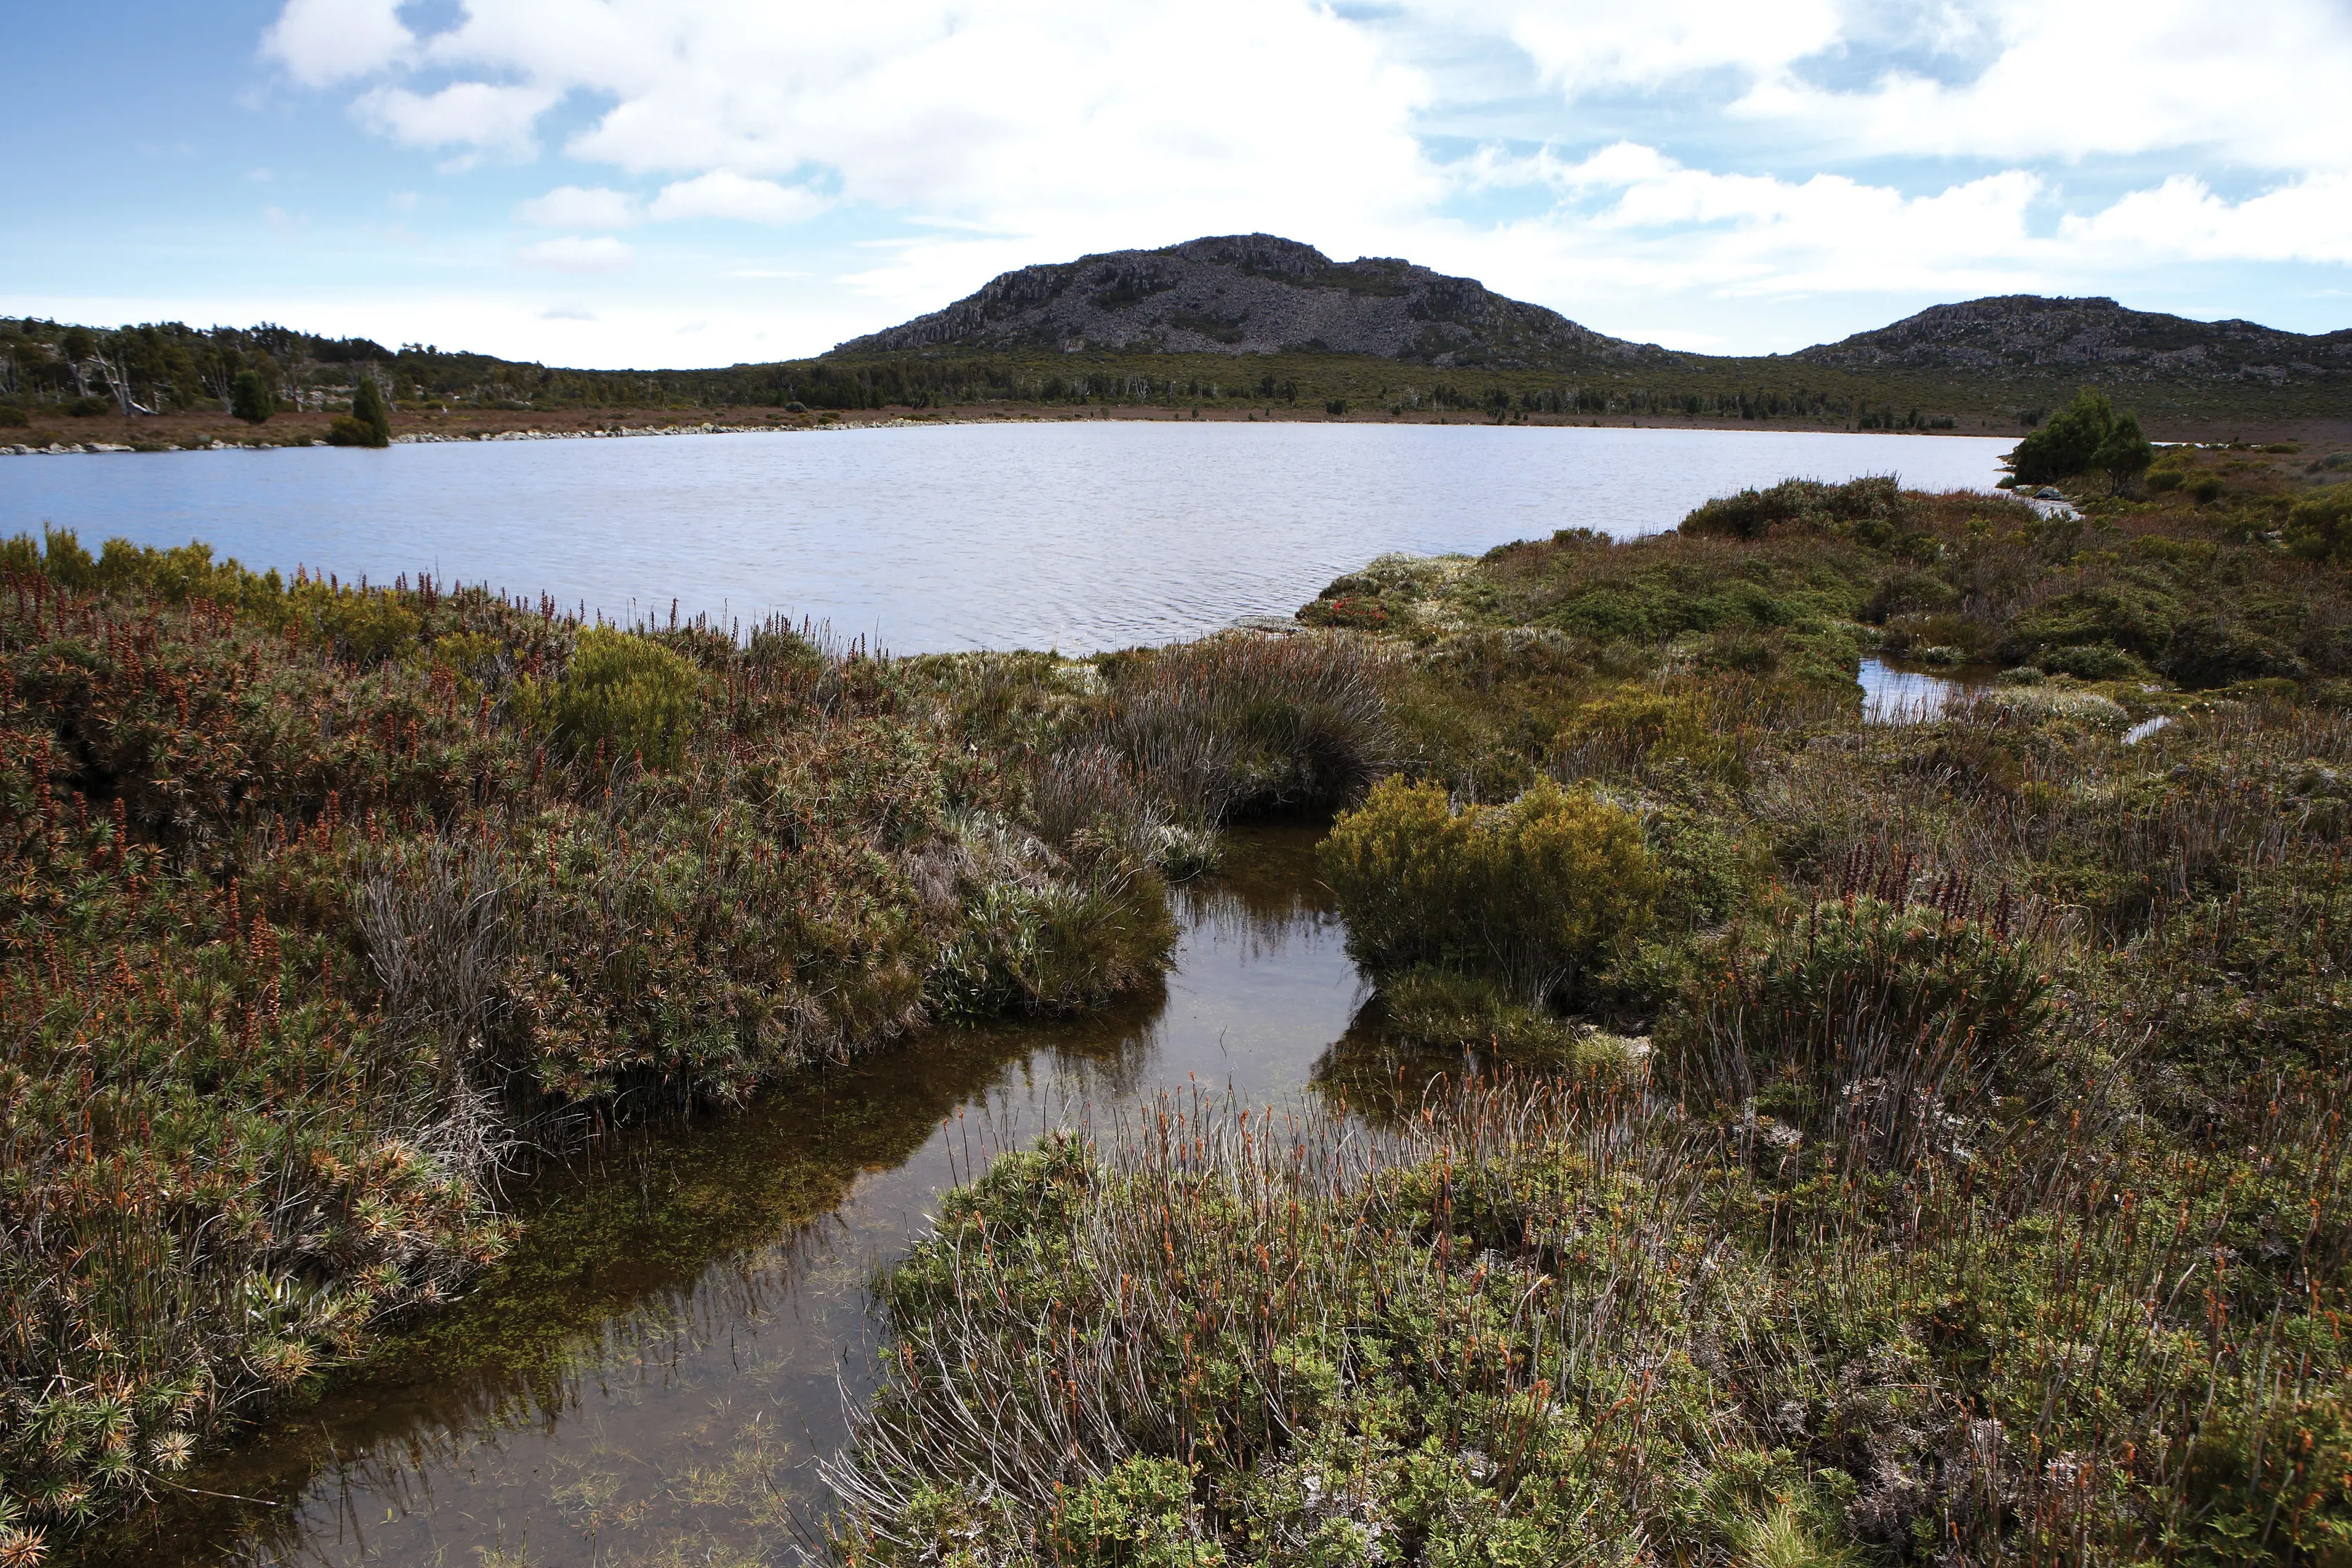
[516,626,705,769]
[1319,776,1658,1003]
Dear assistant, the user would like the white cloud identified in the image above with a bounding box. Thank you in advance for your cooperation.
[356,80,559,158]
[258,0,2352,358]
[1726,0,2352,172]
[2061,174,2352,266]
[1505,0,1841,95]
[540,304,597,320]
[262,0,412,85]
[515,235,634,273]
[648,172,827,226]
[516,185,641,228]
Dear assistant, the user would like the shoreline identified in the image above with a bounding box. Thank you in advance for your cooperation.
[10,400,2343,457]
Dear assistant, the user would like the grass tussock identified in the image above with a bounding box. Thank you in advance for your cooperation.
[835,1065,2352,1567]
[0,529,1392,1550]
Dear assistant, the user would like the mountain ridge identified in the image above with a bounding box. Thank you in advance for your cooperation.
[832,233,1673,370]
[830,234,2350,390]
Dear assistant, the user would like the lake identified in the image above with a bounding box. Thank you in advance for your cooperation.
[3,422,2012,652]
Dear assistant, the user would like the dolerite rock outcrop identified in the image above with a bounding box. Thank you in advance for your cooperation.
[1796,296,2352,385]
[833,234,1666,369]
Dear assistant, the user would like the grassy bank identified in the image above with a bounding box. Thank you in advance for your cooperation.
[837,466,2352,1563]
[0,534,1392,1560]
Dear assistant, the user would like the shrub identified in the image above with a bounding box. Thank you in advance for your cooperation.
[515,626,705,769]
[1667,896,2050,1165]
[2007,389,2152,490]
[1094,632,1393,820]
[2163,614,2308,688]
[230,369,273,424]
[1323,397,1348,416]
[350,376,393,444]
[326,414,382,448]
[2287,489,2352,562]
[1680,476,1904,541]
[66,395,112,417]
[1374,964,1633,1065]
[1553,688,1744,782]
[1293,593,1389,630]
[0,405,26,429]
[1320,776,1658,1003]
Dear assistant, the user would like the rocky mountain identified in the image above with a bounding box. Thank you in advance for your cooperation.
[832,234,1669,369]
[1794,295,2352,385]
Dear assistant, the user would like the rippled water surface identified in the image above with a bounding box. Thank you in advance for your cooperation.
[4,423,2011,652]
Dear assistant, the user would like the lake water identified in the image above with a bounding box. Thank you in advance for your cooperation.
[3,424,2012,652]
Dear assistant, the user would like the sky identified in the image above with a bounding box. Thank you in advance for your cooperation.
[6,0,2350,369]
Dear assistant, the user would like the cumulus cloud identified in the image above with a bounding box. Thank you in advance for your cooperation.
[1505,0,1842,95]
[2060,174,2352,266]
[647,172,827,226]
[515,185,640,229]
[515,235,634,273]
[261,0,411,85]
[1726,0,2352,172]
[264,0,2352,355]
[357,80,560,158]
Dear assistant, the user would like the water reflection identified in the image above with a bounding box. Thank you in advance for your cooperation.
[85,826,1361,1568]
[1858,656,1980,723]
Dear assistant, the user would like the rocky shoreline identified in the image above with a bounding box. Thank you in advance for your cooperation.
[0,417,977,456]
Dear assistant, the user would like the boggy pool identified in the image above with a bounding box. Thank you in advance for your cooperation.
[87,827,1394,1567]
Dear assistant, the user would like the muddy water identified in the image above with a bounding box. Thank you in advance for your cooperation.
[89,827,1368,1567]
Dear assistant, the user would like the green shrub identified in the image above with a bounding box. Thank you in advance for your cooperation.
[1374,965,1640,1067]
[1320,776,1658,1003]
[0,405,27,429]
[326,414,383,448]
[2287,489,2352,561]
[2163,614,2307,688]
[1667,897,2050,1163]
[2036,642,2146,681]
[516,626,705,769]
[350,376,393,444]
[2007,389,2151,490]
[66,395,112,417]
[230,369,273,424]
[1554,688,1744,782]
[1681,476,1904,541]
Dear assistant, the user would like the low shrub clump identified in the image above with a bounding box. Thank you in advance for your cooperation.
[1320,777,1656,1005]
[512,623,703,768]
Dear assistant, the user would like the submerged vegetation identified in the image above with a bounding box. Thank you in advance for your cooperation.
[837,459,2352,1564]
[0,529,1392,1555]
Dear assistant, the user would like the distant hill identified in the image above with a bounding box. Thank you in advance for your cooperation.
[1794,295,2352,386]
[832,233,1671,370]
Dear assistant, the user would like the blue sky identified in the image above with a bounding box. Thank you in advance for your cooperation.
[6,1,2349,369]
